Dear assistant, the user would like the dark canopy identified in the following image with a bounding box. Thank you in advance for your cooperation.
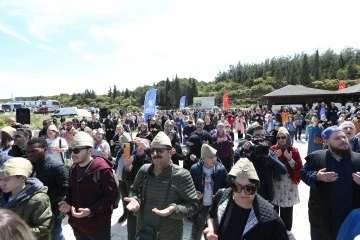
[260,84,360,105]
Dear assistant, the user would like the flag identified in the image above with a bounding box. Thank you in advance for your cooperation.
[179,96,186,110]
[223,93,229,109]
[143,88,157,121]
[338,81,346,90]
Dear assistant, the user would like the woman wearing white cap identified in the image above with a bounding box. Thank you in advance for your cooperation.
[204,158,288,240]
[46,125,68,164]
[92,128,110,159]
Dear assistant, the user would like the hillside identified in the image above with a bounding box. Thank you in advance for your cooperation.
[1,47,359,111]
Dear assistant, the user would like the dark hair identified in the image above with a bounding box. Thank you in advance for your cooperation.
[228,175,260,188]
[0,131,13,149]
[27,137,48,148]
[16,129,32,139]
[246,124,264,136]
[0,209,35,240]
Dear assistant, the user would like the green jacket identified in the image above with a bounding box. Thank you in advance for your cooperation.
[130,163,199,240]
[0,178,53,240]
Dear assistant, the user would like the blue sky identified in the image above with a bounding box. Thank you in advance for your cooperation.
[1,0,360,99]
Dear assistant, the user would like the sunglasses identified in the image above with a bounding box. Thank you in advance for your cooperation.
[68,147,89,154]
[277,136,286,140]
[232,183,257,195]
[149,147,171,154]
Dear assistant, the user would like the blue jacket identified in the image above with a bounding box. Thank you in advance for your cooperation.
[190,160,229,195]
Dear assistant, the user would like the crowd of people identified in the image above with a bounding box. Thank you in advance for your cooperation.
[0,101,360,240]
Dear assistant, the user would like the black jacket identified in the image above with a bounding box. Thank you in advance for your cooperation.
[299,150,360,239]
[208,188,289,240]
[30,156,69,219]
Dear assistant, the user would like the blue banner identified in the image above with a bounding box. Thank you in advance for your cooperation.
[179,96,186,110]
[143,88,157,120]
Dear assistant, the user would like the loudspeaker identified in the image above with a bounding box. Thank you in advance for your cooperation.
[99,108,108,119]
[16,108,31,124]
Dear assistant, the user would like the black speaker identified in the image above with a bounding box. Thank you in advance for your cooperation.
[16,108,31,124]
[99,108,108,119]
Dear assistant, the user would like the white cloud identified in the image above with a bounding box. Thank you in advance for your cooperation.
[36,44,59,54]
[68,40,87,54]
[28,22,47,41]
[1,0,128,41]
[83,53,97,62]
[0,23,31,44]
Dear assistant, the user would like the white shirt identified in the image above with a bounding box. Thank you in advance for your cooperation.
[202,166,214,206]
[46,137,68,163]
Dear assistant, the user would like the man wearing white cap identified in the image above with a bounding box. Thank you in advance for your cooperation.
[300,126,360,239]
[124,131,199,240]
[58,132,119,240]
[189,144,229,240]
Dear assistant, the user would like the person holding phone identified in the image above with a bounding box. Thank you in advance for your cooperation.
[122,138,152,239]
[115,132,133,224]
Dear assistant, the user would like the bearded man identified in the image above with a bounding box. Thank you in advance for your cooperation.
[300,126,360,240]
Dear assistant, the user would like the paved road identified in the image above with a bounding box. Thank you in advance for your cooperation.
[62,136,312,240]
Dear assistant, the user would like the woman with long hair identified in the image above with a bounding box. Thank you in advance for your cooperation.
[0,127,15,164]
[0,209,36,240]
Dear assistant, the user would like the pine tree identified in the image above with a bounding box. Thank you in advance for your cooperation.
[314,49,320,80]
[173,75,180,108]
[113,85,118,99]
[124,88,130,98]
[108,87,112,97]
[165,78,171,109]
[299,54,311,86]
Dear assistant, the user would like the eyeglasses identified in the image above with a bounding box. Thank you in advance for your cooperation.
[232,183,257,195]
[149,147,171,154]
[68,147,89,154]
[277,136,286,140]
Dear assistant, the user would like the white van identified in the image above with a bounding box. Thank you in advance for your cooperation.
[51,107,91,118]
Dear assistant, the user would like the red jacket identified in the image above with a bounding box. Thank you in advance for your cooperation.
[66,156,119,236]
[225,115,235,126]
[270,145,303,184]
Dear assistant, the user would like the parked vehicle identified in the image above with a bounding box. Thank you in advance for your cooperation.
[51,107,91,118]
[33,106,49,114]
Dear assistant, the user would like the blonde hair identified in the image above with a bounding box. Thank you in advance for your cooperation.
[0,209,36,240]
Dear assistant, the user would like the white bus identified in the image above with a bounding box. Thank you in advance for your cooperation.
[1,99,61,112]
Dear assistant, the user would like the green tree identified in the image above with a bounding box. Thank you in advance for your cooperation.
[314,49,320,80]
[347,59,358,79]
[113,85,118,99]
[299,54,311,86]
[108,87,112,98]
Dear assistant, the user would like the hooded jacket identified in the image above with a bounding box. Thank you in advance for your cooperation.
[0,178,53,240]
[66,156,119,236]
[208,188,289,240]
